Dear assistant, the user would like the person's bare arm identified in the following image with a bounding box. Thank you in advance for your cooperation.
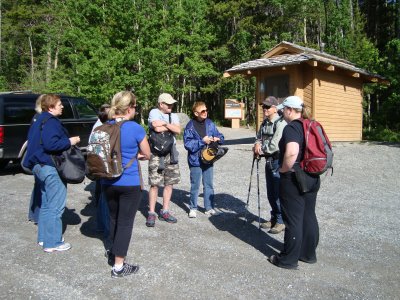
[279,142,299,173]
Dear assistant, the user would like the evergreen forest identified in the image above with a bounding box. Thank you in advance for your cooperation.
[0,0,399,140]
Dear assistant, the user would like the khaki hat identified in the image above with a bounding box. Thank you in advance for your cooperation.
[158,93,177,104]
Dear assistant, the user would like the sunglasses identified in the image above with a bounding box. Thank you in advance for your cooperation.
[262,105,271,110]
[197,109,208,114]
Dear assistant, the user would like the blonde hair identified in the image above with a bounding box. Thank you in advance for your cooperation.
[35,95,44,114]
[108,91,136,119]
[40,94,61,112]
[293,104,311,120]
[192,101,206,113]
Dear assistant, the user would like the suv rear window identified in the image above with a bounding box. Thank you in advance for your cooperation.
[4,98,35,124]
[72,98,97,119]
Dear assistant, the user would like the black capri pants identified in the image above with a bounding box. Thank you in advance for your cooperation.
[104,185,142,257]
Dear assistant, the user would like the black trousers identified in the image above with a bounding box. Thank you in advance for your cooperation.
[104,185,142,257]
[277,172,320,268]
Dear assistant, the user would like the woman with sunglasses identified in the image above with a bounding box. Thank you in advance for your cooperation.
[183,101,225,218]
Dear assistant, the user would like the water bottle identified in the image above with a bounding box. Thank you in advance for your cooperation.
[111,151,120,176]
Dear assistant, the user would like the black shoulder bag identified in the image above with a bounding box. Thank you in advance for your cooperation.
[41,117,86,184]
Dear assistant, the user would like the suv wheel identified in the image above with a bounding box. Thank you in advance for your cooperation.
[0,159,10,169]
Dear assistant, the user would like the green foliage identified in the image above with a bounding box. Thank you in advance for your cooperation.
[363,128,400,143]
[0,0,396,135]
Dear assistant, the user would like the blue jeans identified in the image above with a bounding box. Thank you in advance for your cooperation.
[265,158,283,224]
[96,185,110,238]
[28,177,41,223]
[33,164,67,248]
[189,165,214,211]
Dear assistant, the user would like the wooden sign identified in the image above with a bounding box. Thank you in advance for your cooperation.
[224,99,242,119]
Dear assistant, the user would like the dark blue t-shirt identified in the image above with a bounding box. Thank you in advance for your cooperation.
[278,119,304,166]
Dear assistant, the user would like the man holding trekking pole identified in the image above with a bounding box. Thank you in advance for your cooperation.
[253,96,287,234]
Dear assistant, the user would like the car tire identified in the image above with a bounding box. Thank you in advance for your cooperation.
[0,159,10,169]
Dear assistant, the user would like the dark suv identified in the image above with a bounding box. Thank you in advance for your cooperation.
[0,92,98,169]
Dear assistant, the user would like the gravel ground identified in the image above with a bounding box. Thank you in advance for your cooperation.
[0,126,399,299]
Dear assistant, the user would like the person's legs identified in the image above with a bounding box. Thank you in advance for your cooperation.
[274,172,304,268]
[158,154,180,222]
[265,159,282,224]
[202,165,214,211]
[96,185,110,238]
[28,176,41,223]
[299,176,320,263]
[34,165,67,249]
[148,186,158,213]
[110,186,141,258]
[189,166,202,210]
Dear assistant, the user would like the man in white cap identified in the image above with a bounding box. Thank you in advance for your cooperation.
[146,93,181,227]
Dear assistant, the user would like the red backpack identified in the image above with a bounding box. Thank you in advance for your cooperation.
[296,119,333,175]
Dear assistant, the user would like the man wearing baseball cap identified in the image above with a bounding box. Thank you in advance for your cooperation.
[146,93,181,227]
[254,96,287,234]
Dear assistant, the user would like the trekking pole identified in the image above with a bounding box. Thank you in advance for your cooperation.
[244,156,256,225]
[256,156,261,230]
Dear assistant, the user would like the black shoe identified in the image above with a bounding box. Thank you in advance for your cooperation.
[268,255,298,270]
[111,263,139,278]
[299,257,317,264]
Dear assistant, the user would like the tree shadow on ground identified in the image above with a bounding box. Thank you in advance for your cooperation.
[208,192,283,258]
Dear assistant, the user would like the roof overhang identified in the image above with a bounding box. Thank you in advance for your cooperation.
[224,41,388,85]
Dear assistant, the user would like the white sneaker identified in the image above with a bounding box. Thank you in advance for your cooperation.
[43,242,71,253]
[38,237,64,247]
[188,209,197,218]
[205,209,222,216]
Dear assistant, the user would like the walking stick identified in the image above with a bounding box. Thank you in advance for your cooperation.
[244,156,256,225]
[256,156,261,230]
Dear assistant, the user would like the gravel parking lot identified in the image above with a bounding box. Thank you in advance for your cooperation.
[0,126,399,299]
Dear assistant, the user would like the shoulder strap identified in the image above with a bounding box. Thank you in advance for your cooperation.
[40,116,54,145]
[272,116,283,133]
[168,113,171,124]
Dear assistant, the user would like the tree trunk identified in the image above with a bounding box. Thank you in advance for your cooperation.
[28,36,34,85]
[304,17,307,44]
[46,47,51,84]
[54,44,59,69]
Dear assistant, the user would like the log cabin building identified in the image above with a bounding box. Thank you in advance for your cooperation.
[224,41,386,142]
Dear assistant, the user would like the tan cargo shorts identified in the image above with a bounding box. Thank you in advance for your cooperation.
[148,153,181,186]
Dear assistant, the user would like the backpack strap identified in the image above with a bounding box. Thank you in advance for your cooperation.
[39,115,55,145]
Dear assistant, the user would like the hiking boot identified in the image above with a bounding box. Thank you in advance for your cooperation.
[260,220,275,229]
[146,213,157,227]
[205,208,222,216]
[43,242,71,253]
[158,210,177,223]
[188,209,197,218]
[111,263,139,278]
[268,223,285,234]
